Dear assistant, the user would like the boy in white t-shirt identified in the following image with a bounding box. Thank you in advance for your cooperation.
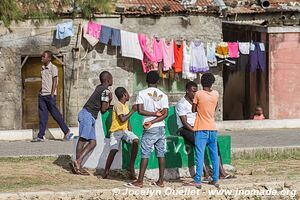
[125,71,169,188]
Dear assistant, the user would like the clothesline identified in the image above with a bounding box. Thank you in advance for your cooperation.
[55,20,267,81]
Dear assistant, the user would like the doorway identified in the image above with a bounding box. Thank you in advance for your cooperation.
[222,22,269,120]
[21,57,64,129]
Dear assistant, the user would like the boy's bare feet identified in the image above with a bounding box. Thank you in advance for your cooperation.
[184,181,202,189]
[102,171,109,179]
[124,181,143,188]
[149,180,164,187]
[220,174,236,179]
[128,170,137,180]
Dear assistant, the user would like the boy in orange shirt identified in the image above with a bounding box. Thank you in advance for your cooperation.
[189,73,220,189]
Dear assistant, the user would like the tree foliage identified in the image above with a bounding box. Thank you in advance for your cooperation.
[0,0,113,27]
[0,0,23,27]
[76,0,113,19]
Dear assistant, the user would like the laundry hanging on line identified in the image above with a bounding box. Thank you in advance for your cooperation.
[56,21,74,39]
[74,20,267,77]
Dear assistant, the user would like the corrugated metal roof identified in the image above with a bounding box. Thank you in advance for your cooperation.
[227,7,265,14]
[269,0,300,4]
[194,0,214,6]
[16,0,300,16]
[114,0,217,14]
[114,0,185,14]
[224,0,300,14]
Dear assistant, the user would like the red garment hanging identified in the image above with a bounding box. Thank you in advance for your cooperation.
[173,40,183,73]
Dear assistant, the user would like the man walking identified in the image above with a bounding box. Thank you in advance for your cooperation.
[32,51,72,142]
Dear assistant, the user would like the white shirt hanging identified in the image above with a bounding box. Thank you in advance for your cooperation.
[207,42,217,67]
[182,41,197,81]
[121,30,143,60]
[190,41,209,73]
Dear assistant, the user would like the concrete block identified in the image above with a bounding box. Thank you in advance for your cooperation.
[216,119,300,131]
[0,129,32,141]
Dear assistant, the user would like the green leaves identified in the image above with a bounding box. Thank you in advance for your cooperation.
[0,0,113,27]
[0,0,23,27]
[75,0,112,19]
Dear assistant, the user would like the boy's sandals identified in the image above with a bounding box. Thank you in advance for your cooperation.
[79,168,90,176]
[183,181,202,189]
[202,176,212,183]
[69,162,80,174]
[102,172,109,179]
[125,169,137,180]
[124,182,143,188]
[149,181,164,188]
[69,162,89,176]
[128,173,137,180]
[221,174,236,179]
[208,180,220,188]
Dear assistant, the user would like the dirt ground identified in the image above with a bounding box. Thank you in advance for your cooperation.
[0,150,299,199]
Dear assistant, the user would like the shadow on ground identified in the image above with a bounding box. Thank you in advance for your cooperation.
[53,155,73,174]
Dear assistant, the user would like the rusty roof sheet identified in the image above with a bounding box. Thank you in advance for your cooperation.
[114,0,184,14]
[227,7,265,14]
[15,0,300,16]
[114,0,217,14]
[194,0,215,6]
[224,0,300,14]
[269,0,300,4]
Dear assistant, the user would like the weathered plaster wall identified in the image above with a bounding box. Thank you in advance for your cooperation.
[0,15,223,130]
[269,32,300,119]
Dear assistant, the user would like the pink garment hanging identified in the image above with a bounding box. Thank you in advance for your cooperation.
[228,42,239,58]
[87,21,101,39]
[162,39,174,71]
[138,34,158,73]
[153,38,163,62]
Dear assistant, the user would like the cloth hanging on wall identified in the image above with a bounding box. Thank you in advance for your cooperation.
[190,41,209,73]
[216,42,229,59]
[173,40,183,73]
[182,41,197,81]
[153,38,164,63]
[228,42,239,58]
[238,42,250,55]
[100,25,121,46]
[138,34,158,73]
[207,42,217,67]
[249,42,266,72]
[56,21,74,39]
[87,21,101,39]
[121,30,143,60]
[162,39,174,71]
[83,23,99,47]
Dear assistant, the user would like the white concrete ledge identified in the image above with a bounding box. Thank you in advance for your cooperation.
[1,119,300,140]
[0,129,33,141]
[216,119,300,131]
[231,146,300,153]
[0,127,78,141]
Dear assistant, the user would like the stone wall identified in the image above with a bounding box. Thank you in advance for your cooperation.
[0,15,223,130]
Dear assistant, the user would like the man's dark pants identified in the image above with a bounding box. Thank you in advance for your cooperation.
[38,95,69,139]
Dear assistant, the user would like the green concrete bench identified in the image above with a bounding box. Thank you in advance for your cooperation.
[102,106,231,170]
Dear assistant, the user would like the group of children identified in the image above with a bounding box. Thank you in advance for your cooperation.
[70,70,222,189]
